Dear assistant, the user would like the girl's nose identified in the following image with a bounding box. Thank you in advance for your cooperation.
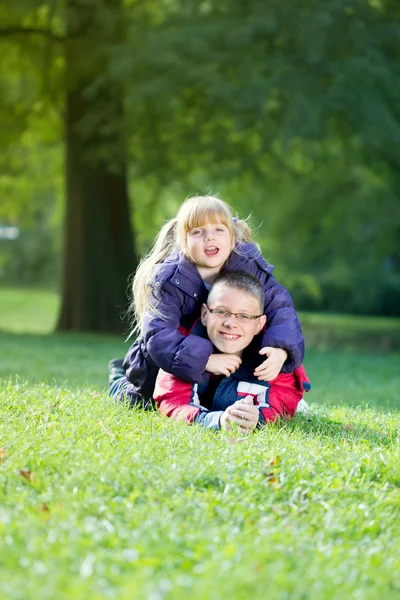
[204,228,215,240]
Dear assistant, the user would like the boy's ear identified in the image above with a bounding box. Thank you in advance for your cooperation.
[201,304,208,325]
[257,315,266,333]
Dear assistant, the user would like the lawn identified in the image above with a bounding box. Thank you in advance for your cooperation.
[1,288,399,599]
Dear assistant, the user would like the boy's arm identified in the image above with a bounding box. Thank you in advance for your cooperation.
[154,370,224,429]
[259,366,311,422]
[153,370,201,422]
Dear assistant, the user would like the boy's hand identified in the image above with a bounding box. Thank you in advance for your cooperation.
[220,395,259,433]
[206,353,242,377]
[254,347,288,381]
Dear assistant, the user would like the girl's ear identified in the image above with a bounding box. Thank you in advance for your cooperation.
[201,304,208,325]
[257,315,267,333]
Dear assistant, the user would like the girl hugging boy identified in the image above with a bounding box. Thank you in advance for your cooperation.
[109,194,307,423]
[153,269,311,431]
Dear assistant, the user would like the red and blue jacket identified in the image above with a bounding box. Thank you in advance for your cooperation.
[153,321,311,429]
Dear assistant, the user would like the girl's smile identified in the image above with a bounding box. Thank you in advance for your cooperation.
[186,222,233,281]
[204,245,219,256]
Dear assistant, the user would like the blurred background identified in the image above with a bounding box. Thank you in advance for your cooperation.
[1,0,399,344]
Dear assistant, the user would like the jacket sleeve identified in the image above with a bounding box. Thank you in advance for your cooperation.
[260,274,305,373]
[153,370,201,422]
[154,370,224,428]
[259,366,310,423]
[143,281,214,383]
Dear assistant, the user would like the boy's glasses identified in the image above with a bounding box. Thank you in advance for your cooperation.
[205,304,263,323]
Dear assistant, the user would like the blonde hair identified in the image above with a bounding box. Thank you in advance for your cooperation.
[131,195,254,334]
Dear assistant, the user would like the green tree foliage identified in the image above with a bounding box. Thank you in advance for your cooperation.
[119,0,400,315]
[1,0,399,321]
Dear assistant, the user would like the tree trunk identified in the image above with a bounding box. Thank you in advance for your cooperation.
[57,0,137,333]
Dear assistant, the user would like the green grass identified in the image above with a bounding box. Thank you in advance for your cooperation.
[299,311,400,352]
[1,288,400,599]
[0,287,59,334]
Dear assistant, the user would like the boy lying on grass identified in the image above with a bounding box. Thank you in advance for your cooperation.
[152,270,311,432]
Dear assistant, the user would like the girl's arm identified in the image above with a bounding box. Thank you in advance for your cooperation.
[261,276,305,373]
[228,243,304,373]
[143,282,213,383]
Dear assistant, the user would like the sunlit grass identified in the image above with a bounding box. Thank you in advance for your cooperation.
[0,287,59,333]
[1,381,399,600]
[1,287,399,599]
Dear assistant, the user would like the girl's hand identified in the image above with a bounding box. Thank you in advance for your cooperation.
[205,353,242,377]
[220,396,259,432]
[254,347,288,381]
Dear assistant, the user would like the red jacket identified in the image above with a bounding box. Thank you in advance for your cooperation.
[153,332,311,429]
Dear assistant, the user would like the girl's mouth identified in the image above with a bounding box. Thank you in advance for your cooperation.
[205,246,219,256]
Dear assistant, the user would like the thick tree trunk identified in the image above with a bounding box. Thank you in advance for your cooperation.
[57,0,136,333]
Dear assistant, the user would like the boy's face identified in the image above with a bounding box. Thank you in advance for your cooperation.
[201,283,266,356]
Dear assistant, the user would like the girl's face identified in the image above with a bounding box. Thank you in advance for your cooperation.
[186,221,234,278]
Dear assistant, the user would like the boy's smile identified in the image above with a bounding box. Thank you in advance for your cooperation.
[201,285,266,356]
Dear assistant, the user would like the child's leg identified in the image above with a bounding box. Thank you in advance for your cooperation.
[108,358,156,410]
[108,359,130,401]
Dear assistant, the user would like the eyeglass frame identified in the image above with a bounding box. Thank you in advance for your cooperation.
[205,304,264,323]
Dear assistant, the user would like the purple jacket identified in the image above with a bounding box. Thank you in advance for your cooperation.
[123,243,304,403]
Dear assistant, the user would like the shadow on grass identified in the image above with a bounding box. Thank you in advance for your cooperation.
[286,409,398,448]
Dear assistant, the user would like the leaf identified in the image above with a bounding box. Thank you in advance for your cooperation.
[0,448,7,461]
[268,456,281,466]
[19,468,34,481]
[263,471,278,484]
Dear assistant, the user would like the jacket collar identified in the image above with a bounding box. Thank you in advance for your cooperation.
[155,243,274,296]
[225,243,274,274]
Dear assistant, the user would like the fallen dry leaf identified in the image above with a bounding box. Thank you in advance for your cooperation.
[0,448,7,461]
[263,471,278,484]
[19,468,34,481]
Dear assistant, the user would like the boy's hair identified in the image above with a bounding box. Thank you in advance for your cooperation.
[210,270,264,313]
[131,195,255,334]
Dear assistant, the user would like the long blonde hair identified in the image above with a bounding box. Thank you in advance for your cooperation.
[131,195,254,334]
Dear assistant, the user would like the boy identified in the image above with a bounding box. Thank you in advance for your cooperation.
[153,270,311,432]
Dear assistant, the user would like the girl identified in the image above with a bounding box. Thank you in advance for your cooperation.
[109,195,304,407]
